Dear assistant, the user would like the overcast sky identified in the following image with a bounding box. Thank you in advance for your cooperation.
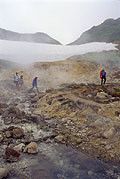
[0,0,120,44]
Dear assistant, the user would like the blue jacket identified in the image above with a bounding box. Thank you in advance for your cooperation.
[32,78,37,87]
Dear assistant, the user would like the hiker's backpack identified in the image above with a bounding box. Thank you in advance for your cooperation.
[102,71,105,77]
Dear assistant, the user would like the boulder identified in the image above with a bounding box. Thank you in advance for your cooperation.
[8,107,20,114]
[24,142,38,154]
[2,107,25,119]
[103,127,116,139]
[13,97,21,103]
[96,92,108,99]
[55,135,64,143]
[46,139,53,143]
[31,96,39,104]
[0,133,4,143]
[17,104,25,111]
[88,170,94,176]
[4,118,13,125]
[0,109,4,115]
[29,93,36,98]
[2,111,9,118]
[5,131,13,138]
[16,111,25,119]
[14,143,25,152]
[4,147,20,162]
[13,127,24,139]
[0,103,8,108]
[105,145,112,150]
[0,168,9,179]
[94,117,112,127]
[87,94,92,98]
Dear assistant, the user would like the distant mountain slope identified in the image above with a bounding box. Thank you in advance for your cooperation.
[0,28,61,45]
[0,59,20,72]
[67,50,120,70]
[68,18,120,45]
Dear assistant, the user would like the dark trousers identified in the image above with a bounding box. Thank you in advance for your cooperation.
[101,76,106,85]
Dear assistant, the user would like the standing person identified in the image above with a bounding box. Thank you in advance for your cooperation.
[14,72,20,89]
[31,76,39,92]
[100,69,106,85]
[19,75,24,88]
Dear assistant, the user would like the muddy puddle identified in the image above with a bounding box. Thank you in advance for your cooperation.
[2,143,119,179]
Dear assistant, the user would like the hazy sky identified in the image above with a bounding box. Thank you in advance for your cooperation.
[0,0,120,44]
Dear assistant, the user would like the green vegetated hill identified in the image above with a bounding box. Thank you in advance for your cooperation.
[67,50,120,70]
[0,59,20,71]
[0,28,62,45]
[69,18,120,45]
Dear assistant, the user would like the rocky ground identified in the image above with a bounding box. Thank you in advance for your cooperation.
[0,59,120,178]
[33,83,120,162]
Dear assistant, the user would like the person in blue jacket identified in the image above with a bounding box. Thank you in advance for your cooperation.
[31,76,39,92]
[100,69,106,85]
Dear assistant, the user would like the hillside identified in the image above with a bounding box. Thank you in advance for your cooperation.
[68,18,120,45]
[0,59,20,72]
[67,50,120,71]
[0,28,61,45]
[17,60,102,89]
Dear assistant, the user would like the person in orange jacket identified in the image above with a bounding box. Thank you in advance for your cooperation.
[100,69,106,85]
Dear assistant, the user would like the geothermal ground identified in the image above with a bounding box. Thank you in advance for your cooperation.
[0,57,120,178]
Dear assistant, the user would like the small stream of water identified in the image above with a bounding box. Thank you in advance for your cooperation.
[3,143,119,179]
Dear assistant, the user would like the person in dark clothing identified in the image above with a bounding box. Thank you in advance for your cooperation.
[100,69,106,85]
[31,76,39,92]
[19,75,24,87]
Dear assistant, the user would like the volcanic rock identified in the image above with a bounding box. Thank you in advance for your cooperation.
[0,103,8,108]
[0,109,4,115]
[5,131,13,138]
[96,92,108,99]
[4,147,20,162]
[14,143,25,152]
[2,111,9,118]
[103,127,116,139]
[13,127,24,139]
[0,132,4,142]
[0,168,9,179]
[55,135,64,143]
[24,142,38,154]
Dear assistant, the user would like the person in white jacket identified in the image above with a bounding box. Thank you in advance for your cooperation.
[14,72,20,89]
